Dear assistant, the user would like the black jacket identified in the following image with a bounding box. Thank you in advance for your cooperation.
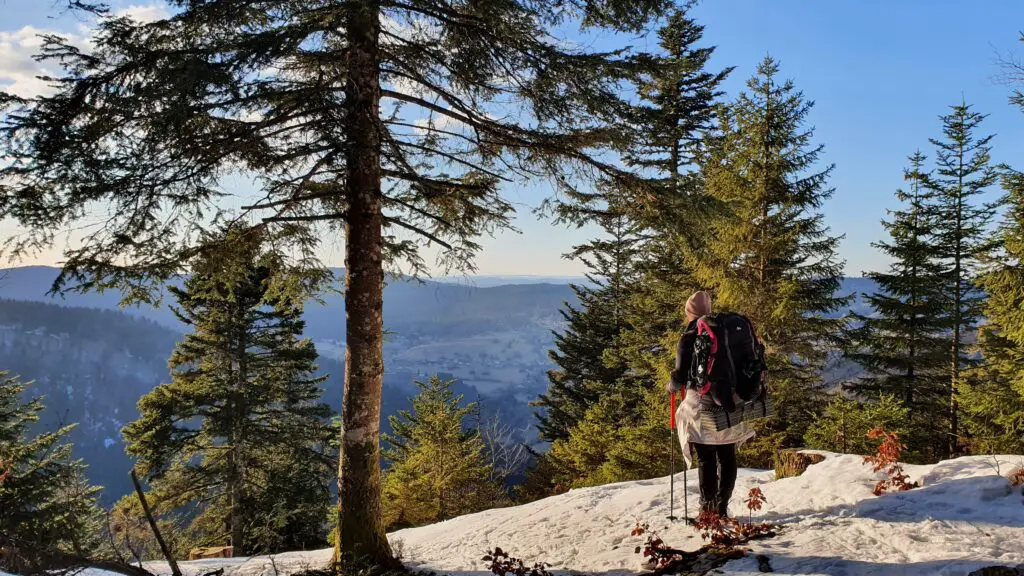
[668,319,699,392]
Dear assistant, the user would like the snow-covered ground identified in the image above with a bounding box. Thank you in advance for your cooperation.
[76,453,1024,576]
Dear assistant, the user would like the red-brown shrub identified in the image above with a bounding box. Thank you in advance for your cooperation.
[863,426,919,495]
[745,486,766,523]
[1007,465,1024,487]
[483,547,553,576]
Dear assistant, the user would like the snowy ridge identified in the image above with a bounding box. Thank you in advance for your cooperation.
[57,453,1024,576]
[389,453,1024,575]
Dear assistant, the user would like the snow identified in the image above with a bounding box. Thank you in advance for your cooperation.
[385,453,1024,576]
[80,454,1024,576]
[144,550,335,576]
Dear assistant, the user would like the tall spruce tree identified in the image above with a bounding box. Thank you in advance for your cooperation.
[623,5,732,225]
[959,170,1024,453]
[844,152,950,460]
[0,1,670,564]
[694,57,846,462]
[122,226,334,555]
[381,376,496,530]
[532,7,730,491]
[604,3,730,384]
[0,371,102,555]
[920,103,999,457]
[534,213,639,444]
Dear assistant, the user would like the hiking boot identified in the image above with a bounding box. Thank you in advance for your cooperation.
[717,501,734,519]
[717,492,733,519]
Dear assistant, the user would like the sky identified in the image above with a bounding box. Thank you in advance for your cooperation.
[1,0,1023,278]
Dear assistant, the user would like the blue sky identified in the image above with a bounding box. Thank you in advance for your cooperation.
[2,1,1023,277]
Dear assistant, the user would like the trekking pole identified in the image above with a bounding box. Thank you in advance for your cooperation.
[683,453,689,524]
[667,391,678,521]
[676,390,690,524]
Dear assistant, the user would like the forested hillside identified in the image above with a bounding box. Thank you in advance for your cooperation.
[0,297,534,503]
[0,299,178,501]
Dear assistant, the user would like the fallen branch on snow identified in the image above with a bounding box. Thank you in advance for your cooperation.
[0,532,156,576]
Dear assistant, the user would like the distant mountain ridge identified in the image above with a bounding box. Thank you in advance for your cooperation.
[0,266,579,340]
[438,274,588,287]
[1,266,875,325]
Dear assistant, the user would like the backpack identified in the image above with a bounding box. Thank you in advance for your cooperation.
[687,312,767,412]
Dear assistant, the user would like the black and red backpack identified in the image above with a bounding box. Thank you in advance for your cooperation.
[687,312,767,412]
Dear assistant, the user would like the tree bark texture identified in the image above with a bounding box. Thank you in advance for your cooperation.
[335,0,397,569]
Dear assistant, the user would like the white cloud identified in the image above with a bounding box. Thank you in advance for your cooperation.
[0,3,168,99]
[114,3,170,23]
[0,26,68,98]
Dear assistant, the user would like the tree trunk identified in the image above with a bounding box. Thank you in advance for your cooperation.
[950,281,960,459]
[229,309,247,556]
[906,346,915,405]
[949,155,965,459]
[335,0,396,569]
[227,447,243,555]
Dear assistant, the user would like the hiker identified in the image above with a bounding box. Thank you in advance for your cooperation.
[665,291,755,519]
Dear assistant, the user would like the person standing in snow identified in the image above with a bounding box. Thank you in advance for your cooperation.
[665,291,755,518]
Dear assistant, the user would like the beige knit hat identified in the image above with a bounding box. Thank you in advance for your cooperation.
[685,290,712,323]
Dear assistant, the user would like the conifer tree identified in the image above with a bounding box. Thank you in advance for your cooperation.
[534,6,729,489]
[844,152,950,459]
[122,226,334,555]
[920,103,998,457]
[0,371,102,554]
[613,4,731,367]
[381,376,496,530]
[804,395,910,457]
[107,491,198,562]
[543,382,675,488]
[534,214,639,443]
[695,57,847,462]
[623,5,732,224]
[959,170,1024,454]
[1,1,670,564]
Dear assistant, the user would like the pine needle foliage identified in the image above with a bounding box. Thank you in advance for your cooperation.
[534,214,640,444]
[381,376,499,530]
[0,371,102,555]
[919,102,999,457]
[693,57,847,461]
[122,225,334,555]
[805,394,911,458]
[959,170,1024,454]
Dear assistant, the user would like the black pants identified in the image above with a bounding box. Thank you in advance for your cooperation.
[693,442,737,517]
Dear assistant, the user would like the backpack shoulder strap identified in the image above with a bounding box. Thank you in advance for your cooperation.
[692,315,718,396]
